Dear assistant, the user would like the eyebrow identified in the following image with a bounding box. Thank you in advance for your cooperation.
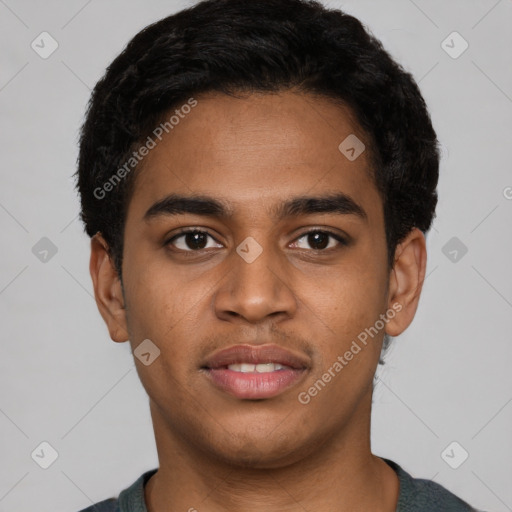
[143,192,367,222]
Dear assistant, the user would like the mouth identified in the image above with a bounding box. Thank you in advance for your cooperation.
[201,344,309,400]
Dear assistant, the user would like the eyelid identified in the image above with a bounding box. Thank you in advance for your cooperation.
[165,227,222,246]
[165,226,349,252]
[292,228,349,250]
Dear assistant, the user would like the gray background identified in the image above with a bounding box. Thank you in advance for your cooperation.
[1,0,511,510]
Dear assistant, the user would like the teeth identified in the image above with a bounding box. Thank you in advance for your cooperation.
[227,363,289,373]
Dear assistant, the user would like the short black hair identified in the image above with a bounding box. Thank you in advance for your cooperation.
[75,0,439,277]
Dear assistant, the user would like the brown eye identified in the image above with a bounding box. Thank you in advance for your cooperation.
[292,230,347,251]
[166,230,223,251]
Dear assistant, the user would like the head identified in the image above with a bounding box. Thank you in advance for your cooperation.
[76,0,439,468]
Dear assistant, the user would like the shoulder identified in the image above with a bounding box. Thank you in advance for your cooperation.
[76,498,118,512]
[384,458,481,512]
[399,476,475,511]
[74,468,157,512]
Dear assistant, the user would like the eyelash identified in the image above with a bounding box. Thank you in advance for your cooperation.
[165,228,348,253]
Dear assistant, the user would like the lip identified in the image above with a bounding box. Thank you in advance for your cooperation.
[202,344,310,370]
[201,344,310,400]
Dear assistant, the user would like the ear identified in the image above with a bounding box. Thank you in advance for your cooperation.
[385,228,427,337]
[89,233,129,343]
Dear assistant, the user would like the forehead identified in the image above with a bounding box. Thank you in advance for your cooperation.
[126,91,381,224]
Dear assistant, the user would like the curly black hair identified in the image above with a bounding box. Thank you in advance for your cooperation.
[75,0,439,278]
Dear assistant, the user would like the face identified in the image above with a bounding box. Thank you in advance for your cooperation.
[92,90,424,469]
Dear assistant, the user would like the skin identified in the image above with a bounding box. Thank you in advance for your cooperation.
[90,90,427,512]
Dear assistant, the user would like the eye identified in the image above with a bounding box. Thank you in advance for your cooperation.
[166,229,223,251]
[165,228,348,253]
[291,230,347,251]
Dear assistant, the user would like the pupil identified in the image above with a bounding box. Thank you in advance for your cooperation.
[186,232,207,250]
[183,232,330,250]
[309,232,328,249]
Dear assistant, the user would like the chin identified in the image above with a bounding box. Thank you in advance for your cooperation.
[205,428,319,470]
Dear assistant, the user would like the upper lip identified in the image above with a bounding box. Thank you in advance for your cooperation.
[202,344,310,370]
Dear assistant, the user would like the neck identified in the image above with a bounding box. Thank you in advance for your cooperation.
[145,391,399,512]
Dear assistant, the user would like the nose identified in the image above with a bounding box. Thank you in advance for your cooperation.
[213,238,297,324]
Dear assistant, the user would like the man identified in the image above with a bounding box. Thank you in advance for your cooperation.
[75,0,482,510]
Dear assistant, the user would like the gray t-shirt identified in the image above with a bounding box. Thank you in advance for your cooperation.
[77,458,482,511]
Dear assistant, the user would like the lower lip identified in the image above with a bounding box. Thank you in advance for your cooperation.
[204,368,306,399]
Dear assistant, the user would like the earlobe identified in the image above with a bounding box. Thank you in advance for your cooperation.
[385,228,427,337]
[89,233,129,343]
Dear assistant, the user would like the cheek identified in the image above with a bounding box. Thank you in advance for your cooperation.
[297,269,386,421]
[122,266,200,406]
[301,269,388,401]
[122,260,195,357]
[317,259,388,340]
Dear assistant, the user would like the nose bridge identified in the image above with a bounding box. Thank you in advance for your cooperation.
[237,236,280,290]
[214,235,296,322]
